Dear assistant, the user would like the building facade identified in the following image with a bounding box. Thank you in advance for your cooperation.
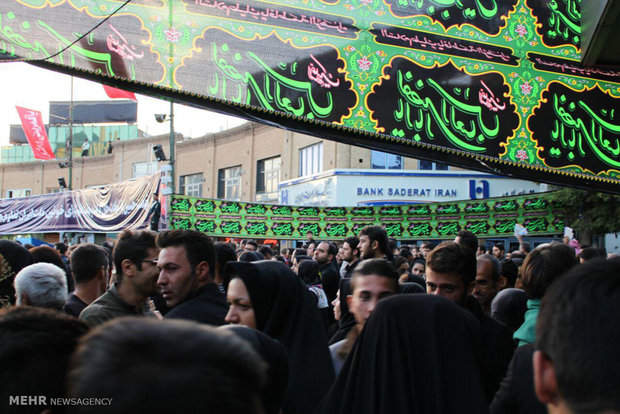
[0,122,545,206]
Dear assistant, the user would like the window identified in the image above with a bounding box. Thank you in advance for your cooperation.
[257,156,281,194]
[419,160,449,170]
[133,161,158,178]
[218,166,242,200]
[6,189,31,198]
[371,151,403,169]
[299,142,323,177]
[180,173,203,197]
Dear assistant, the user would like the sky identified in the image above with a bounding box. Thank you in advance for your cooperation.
[0,62,247,146]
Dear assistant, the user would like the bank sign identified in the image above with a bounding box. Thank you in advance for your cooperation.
[279,170,543,206]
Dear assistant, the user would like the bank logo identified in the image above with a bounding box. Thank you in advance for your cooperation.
[469,180,489,199]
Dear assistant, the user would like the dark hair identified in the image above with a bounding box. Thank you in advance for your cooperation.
[259,246,274,257]
[536,258,620,413]
[421,241,437,251]
[239,251,264,262]
[412,258,426,267]
[494,242,505,252]
[55,242,68,255]
[359,226,388,255]
[70,243,109,284]
[398,246,412,259]
[426,242,477,287]
[246,240,259,249]
[343,237,360,256]
[477,254,501,283]
[387,238,398,255]
[0,307,89,412]
[157,230,215,278]
[578,247,604,262]
[293,248,307,257]
[326,242,338,257]
[501,259,519,287]
[215,242,237,273]
[520,242,577,299]
[392,256,409,272]
[114,229,158,282]
[29,245,65,271]
[350,259,399,293]
[456,230,479,253]
[69,318,265,414]
[520,243,531,253]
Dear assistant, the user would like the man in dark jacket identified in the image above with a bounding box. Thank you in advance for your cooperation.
[426,242,515,402]
[157,230,228,325]
[313,241,341,305]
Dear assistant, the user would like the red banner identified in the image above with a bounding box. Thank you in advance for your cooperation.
[15,106,55,160]
[102,85,137,101]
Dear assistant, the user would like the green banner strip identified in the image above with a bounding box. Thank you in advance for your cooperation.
[168,193,563,240]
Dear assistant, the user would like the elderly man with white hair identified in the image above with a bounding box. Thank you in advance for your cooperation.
[14,262,68,310]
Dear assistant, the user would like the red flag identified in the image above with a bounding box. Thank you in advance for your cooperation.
[103,84,137,101]
[15,106,55,160]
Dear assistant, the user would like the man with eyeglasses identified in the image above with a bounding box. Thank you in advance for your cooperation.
[426,242,514,403]
[80,229,160,326]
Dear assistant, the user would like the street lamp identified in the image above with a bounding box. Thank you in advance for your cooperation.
[154,101,175,194]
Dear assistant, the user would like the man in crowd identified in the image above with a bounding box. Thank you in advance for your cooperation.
[330,259,399,375]
[64,243,109,317]
[157,230,228,325]
[69,318,265,414]
[14,263,67,310]
[455,230,479,254]
[244,240,258,252]
[313,241,341,305]
[492,242,505,261]
[535,258,620,414]
[0,307,89,414]
[420,241,436,259]
[473,254,506,315]
[80,229,160,326]
[341,236,360,278]
[357,226,389,260]
[425,242,514,402]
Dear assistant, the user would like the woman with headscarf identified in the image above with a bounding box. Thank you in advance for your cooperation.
[221,325,289,414]
[0,240,33,308]
[328,279,355,345]
[224,260,334,414]
[317,294,488,414]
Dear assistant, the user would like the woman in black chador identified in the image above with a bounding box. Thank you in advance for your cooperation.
[317,294,489,414]
[224,260,334,414]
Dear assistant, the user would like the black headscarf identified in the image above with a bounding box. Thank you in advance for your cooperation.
[0,240,33,307]
[317,295,489,414]
[490,288,528,332]
[221,325,289,414]
[297,260,321,286]
[328,278,355,345]
[224,260,334,414]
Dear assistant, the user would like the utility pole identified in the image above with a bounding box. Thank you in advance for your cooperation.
[169,101,175,194]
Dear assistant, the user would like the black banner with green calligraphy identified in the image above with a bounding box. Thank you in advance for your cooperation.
[2,0,619,192]
[168,193,563,240]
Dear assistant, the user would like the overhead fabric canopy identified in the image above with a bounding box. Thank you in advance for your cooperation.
[1,0,619,192]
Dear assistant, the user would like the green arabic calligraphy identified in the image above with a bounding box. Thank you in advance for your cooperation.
[495,220,516,233]
[437,222,459,235]
[196,220,216,232]
[547,0,580,44]
[466,221,489,234]
[247,222,268,235]
[195,200,216,213]
[551,94,620,167]
[395,71,500,152]
[272,223,294,236]
[221,221,241,233]
[172,218,191,230]
[246,204,267,214]
[0,13,49,58]
[525,217,548,232]
[408,222,431,236]
[326,223,347,237]
[211,43,333,119]
[171,199,191,211]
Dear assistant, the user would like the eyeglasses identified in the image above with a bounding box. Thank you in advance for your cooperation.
[139,259,158,266]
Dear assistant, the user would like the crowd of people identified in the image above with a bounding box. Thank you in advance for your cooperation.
[0,227,618,414]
